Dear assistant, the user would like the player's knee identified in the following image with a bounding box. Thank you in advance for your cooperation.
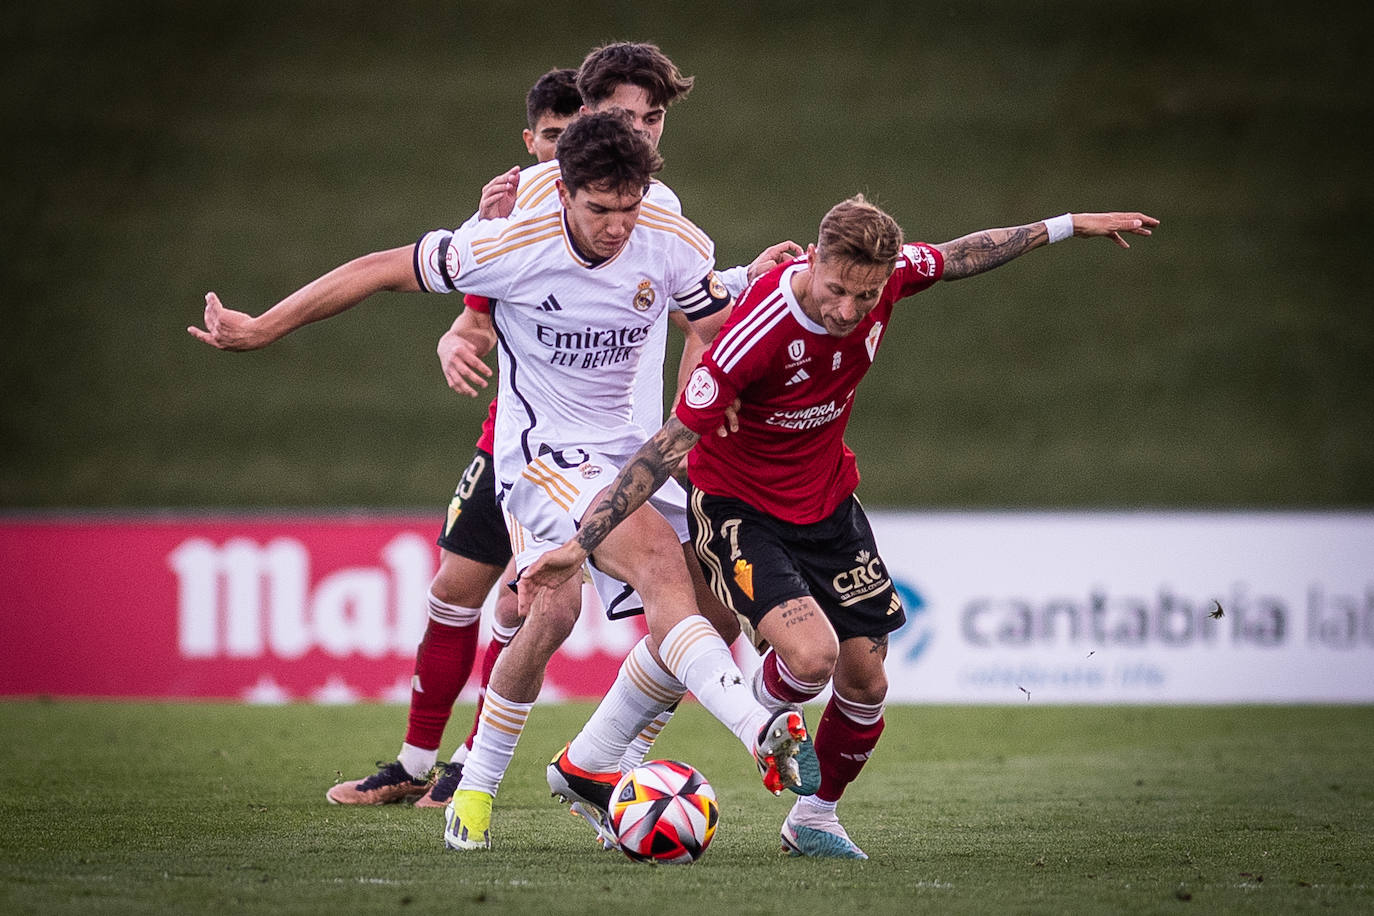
[781,641,839,687]
[616,532,693,604]
[521,592,579,650]
[430,551,500,608]
[835,670,888,707]
[493,584,521,628]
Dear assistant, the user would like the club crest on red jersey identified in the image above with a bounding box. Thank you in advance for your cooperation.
[865,322,884,361]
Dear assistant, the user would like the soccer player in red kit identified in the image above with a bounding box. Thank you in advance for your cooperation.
[520,195,1158,857]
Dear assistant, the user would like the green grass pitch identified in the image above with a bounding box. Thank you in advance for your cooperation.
[2,701,1371,914]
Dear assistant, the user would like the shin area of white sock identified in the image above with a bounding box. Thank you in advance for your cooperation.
[658,615,765,749]
[454,688,532,797]
[568,636,684,773]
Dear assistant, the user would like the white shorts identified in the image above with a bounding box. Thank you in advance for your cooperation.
[502,449,689,619]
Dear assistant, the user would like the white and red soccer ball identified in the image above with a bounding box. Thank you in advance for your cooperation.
[609,760,718,865]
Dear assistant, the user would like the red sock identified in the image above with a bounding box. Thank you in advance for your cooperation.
[403,617,479,750]
[462,635,509,751]
[761,650,826,705]
[813,694,885,803]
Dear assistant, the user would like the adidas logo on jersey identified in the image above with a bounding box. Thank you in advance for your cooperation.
[785,367,810,387]
[538,294,563,312]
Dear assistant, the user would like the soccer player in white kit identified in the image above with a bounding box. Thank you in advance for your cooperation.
[189,44,808,843]
[521,196,1159,856]
[417,111,816,851]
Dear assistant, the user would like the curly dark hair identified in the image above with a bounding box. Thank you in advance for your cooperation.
[577,42,694,109]
[555,111,664,195]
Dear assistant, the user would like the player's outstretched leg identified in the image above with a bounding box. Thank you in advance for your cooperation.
[780,796,868,860]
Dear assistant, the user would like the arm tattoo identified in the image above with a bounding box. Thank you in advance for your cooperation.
[574,416,701,554]
[936,223,1047,281]
[774,597,819,628]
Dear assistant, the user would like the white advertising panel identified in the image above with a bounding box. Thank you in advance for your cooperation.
[870,512,1373,703]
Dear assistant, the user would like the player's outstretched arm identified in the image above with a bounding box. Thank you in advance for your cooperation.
[437,307,497,396]
[188,246,419,350]
[517,416,702,616]
[936,212,1158,281]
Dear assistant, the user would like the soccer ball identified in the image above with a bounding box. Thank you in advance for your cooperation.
[609,760,718,865]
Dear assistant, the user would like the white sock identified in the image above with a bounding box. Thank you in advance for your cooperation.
[790,794,842,829]
[454,688,532,797]
[490,619,521,644]
[426,592,481,626]
[448,744,469,766]
[795,794,838,816]
[397,742,437,779]
[569,636,685,773]
[658,615,767,751]
[621,705,677,772]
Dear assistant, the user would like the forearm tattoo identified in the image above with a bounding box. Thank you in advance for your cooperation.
[937,223,1047,280]
[574,417,701,554]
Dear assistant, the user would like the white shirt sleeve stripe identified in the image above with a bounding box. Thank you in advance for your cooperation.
[713,293,788,372]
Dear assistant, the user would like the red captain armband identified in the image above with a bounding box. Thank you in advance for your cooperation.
[463,294,492,313]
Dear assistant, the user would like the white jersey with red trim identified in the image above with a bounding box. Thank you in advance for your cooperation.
[413,167,730,496]
[675,243,943,524]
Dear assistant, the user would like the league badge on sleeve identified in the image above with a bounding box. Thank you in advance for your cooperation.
[684,366,719,409]
[443,241,461,284]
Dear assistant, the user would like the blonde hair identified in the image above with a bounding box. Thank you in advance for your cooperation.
[817,194,904,268]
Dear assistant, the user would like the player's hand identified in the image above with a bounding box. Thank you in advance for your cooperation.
[715,398,742,437]
[517,543,587,618]
[187,292,269,350]
[437,330,493,396]
[1070,212,1160,249]
[746,240,803,282]
[478,166,521,220]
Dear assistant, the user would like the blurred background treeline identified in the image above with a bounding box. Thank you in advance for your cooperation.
[3,0,1371,509]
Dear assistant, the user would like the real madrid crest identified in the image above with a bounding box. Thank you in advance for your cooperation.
[633,279,656,312]
[708,271,727,300]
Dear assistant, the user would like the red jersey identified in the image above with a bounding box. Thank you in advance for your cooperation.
[464,293,499,453]
[475,394,498,453]
[675,244,942,524]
